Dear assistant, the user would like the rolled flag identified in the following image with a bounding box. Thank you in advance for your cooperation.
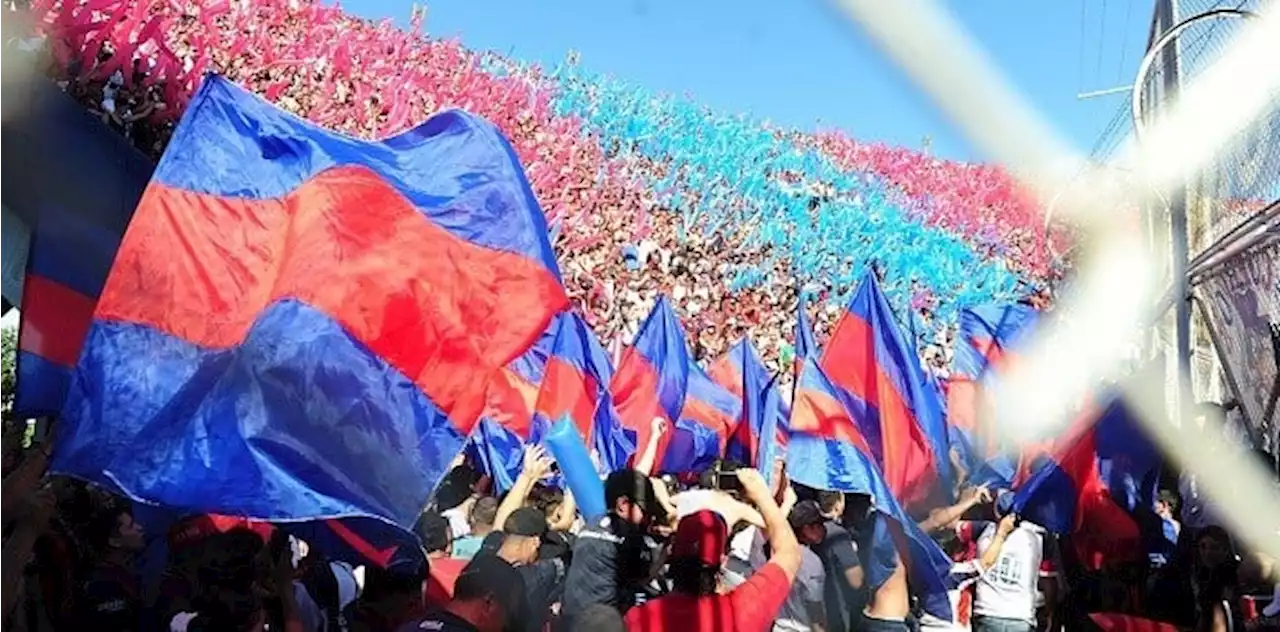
[544,416,607,519]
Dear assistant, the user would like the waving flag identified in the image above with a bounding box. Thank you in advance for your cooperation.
[787,356,953,621]
[51,76,568,533]
[1012,392,1160,569]
[794,297,819,379]
[821,271,945,506]
[949,303,1039,446]
[7,81,152,417]
[468,330,556,492]
[709,339,788,470]
[535,312,633,472]
[665,364,741,473]
[609,296,691,473]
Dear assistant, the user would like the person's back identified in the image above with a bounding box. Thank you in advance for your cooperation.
[560,470,663,625]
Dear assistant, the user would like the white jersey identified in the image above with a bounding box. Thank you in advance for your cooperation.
[973,522,1049,624]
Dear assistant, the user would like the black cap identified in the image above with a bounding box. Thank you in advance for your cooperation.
[788,500,825,531]
[604,469,663,520]
[504,507,549,538]
[453,555,524,621]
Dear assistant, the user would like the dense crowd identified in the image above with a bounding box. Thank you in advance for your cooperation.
[4,410,1279,632]
[17,0,1068,377]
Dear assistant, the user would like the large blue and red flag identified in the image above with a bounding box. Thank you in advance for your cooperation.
[534,311,634,472]
[609,296,692,473]
[787,355,953,620]
[708,339,788,470]
[1012,392,1161,569]
[50,76,568,534]
[7,80,152,417]
[666,362,741,473]
[820,271,947,507]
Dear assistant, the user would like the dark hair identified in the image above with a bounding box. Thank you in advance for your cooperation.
[668,558,719,596]
[817,490,843,515]
[530,484,565,518]
[413,511,451,554]
[86,503,132,551]
[571,604,626,632]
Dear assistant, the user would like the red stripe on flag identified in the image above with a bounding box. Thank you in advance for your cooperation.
[96,167,568,434]
[792,386,875,457]
[611,348,672,471]
[536,357,599,439]
[823,315,937,503]
[19,275,98,368]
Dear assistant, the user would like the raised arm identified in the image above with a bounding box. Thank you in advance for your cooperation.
[918,484,990,534]
[633,417,667,476]
[494,445,554,530]
[980,513,1019,570]
[738,468,801,581]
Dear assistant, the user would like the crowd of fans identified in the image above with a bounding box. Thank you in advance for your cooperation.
[4,415,1279,632]
[18,0,1067,376]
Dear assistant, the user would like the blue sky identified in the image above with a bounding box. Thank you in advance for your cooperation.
[353,0,1153,161]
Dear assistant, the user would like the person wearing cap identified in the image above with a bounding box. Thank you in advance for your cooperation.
[788,493,866,632]
[971,493,1054,632]
[622,468,801,632]
[559,468,668,627]
[401,556,526,632]
[467,506,568,632]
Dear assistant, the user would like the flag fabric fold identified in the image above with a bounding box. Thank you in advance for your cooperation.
[787,356,953,621]
[534,312,634,473]
[820,271,944,506]
[609,296,692,472]
[708,339,788,471]
[665,364,741,473]
[9,81,152,417]
[794,297,818,380]
[51,75,568,532]
[1012,391,1160,569]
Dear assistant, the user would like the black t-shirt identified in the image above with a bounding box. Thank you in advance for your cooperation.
[558,515,651,623]
[399,609,480,632]
[814,520,865,632]
[77,562,140,632]
[516,558,566,632]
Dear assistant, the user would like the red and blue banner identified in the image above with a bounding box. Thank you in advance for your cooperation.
[7,80,153,417]
[787,355,953,621]
[709,339,788,471]
[50,75,569,533]
[820,271,946,507]
[609,296,692,473]
[667,362,741,473]
[1012,391,1160,569]
[535,311,634,472]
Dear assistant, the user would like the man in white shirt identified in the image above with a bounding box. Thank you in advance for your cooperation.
[971,496,1054,632]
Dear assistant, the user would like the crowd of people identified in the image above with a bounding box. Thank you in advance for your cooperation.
[15,0,1069,376]
[4,415,1279,632]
